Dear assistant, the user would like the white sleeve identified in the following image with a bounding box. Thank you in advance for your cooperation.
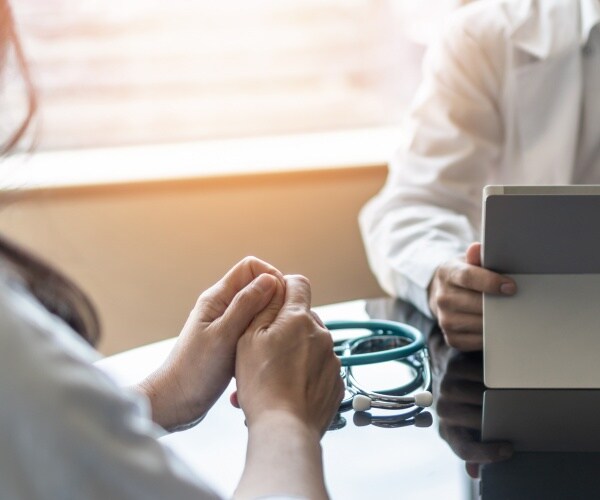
[359,6,505,316]
[0,279,222,500]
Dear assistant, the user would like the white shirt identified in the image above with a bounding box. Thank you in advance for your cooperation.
[359,0,600,316]
[0,272,221,500]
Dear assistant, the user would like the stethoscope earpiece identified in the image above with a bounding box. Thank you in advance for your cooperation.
[414,391,434,407]
[352,394,373,412]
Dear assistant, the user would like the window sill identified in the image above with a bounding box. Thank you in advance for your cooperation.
[0,126,399,192]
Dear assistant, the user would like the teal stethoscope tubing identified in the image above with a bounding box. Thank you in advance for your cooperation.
[327,319,425,366]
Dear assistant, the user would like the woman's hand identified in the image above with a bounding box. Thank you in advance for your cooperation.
[233,275,344,500]
[136,257,285,431]
[236,274,344,435]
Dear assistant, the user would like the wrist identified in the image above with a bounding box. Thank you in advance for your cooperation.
[134,375,173,428]
[136,369,192,431]
[427,273,439,319]
[237,409,327,500]
[246,408,321,443]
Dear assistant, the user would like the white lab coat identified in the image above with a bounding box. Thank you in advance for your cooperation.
[360,0,600,316]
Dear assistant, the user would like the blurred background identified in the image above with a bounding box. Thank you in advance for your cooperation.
[0,0,467,353]
[5,0,467,150]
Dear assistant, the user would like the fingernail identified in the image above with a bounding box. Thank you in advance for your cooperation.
[500,282,516,295]
[254,274,275,293]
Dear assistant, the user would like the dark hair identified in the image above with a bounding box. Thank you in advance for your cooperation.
[0,0,100,345]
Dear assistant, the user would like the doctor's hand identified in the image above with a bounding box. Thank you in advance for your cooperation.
[428,242,516,351]
[137,256,285,432]
[233,275,344,500]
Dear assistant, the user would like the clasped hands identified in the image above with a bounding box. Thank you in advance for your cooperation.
[137,257,344,435]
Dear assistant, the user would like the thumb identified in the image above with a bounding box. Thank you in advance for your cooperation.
[214,273,278,342]
[245,276,286,334]
[466,242,482,267]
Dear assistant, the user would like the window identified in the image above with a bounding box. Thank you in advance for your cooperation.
[9,0,441,152]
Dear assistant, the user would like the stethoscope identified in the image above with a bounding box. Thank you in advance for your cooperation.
[326,320,433,420]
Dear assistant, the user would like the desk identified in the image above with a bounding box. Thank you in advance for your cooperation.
[97,298,600,499]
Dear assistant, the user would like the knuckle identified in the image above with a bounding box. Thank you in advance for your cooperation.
[446,266,460,285]
[439,320,467,349]
[311,310,325,328]
[436,291,453,310]
[322,331,335,348]
[445,335,462,349]
[438,312,455,333]
[437,262,451,280]
[438,423,449,441]
[438,378,454,398]
[435,400,448,419]
[452,442,469,460]
[318,330,334,350]
[287,274,310,287]
[286,308,314,331]
[336,380,345,403]
[453,267,472,289]
[241,255,259,266]
[287,305,309,320]
[196,287,214,307]
[333,354,342,371]
[324,352,339,371]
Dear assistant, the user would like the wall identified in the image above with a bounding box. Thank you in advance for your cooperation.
[0,166,387,354]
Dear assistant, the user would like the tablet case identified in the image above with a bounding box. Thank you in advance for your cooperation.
[482,185,600,388]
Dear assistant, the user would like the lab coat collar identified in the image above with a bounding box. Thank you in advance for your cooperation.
[510,0,600,59]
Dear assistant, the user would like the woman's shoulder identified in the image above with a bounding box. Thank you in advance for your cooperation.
[0,269,99,365]
[0,267,220,500]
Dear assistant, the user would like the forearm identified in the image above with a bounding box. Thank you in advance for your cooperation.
[234,410,329,500]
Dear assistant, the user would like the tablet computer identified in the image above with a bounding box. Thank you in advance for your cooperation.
[482,185,600,388]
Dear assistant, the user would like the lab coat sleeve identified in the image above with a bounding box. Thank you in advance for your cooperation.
[359,7,504,316]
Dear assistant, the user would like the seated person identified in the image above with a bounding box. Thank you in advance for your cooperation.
[0,3,343,499]
[360,0,599,351]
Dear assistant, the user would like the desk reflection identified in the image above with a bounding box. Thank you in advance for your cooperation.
[420,317,600,498]
[480,389,600,498]
[480,453,600,499]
